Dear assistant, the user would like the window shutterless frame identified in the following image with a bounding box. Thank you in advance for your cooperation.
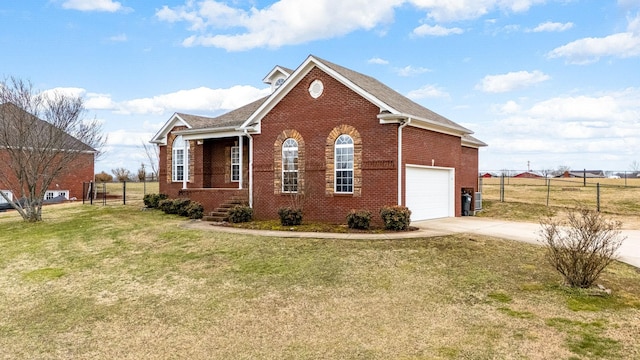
[282,138,299,193]
[334,134,354,193]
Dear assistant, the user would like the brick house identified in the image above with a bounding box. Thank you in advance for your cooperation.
[0,103,95,205]
[151,55,486,223]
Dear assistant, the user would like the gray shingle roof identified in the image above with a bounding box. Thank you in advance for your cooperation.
[175,55,474,138]
[178,96,269,130]
[314,56,472,134]
[0,102,95,152]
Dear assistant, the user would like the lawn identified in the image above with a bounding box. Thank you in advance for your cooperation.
[0,203,639,359]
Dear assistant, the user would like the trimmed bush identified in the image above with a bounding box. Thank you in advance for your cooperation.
[380,205,411,231]
[228,205,253,223]
[172,198,192,216]
[278,207,303,226]
[158,199,173,213]
[346,209,372,230]
[143,193,168,208]
[185,201,204,219]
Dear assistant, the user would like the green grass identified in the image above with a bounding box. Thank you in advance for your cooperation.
[1,203,639,359]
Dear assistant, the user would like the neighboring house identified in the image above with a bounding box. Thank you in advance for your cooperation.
[557,170,605,178]
[0,103,95,203]
[480,172,496,178]
[151,55,487,223]
[514,171,544,178]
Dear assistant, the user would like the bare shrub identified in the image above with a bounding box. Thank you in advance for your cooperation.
[539,208,625,288]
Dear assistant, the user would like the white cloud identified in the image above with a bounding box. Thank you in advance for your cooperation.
[477,70,550,93]
[409,0,546,22]
[412,24,463,36]
[407,85,450,99]
[394,65,431,77]
[529,21,573,32]
[108,33,128,42]
[156,0,548,50]
[117,85,271,115]
[157,0,399,51]
[484,89,640,158]
[547,15,640,64]
[42,85,270,116]
[368,57,390,65]
[61,0,130,12]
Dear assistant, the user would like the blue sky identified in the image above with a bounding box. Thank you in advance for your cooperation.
[1,0,639,173]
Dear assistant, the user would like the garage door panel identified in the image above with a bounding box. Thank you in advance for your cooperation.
[406,166,453,221]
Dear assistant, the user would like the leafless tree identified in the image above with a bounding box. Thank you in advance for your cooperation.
[137,163,146,182]
[0,77,105,222]
[140,141,159,180]
[94,171,113,183]
[111,167,132,182]
[552,165,571,177]
[539,208,625,288]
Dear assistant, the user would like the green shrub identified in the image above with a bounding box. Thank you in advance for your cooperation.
[278,207,303,226]
[379,205,411,231]
[143,193,167,208]
[346,209,372,230]
[185,201,204,219]
[158,199,174,213]
[228,205,253,223]
[172,198,192,216]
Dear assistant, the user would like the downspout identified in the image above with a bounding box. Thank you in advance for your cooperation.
[397,118,411,205]
[244,130,254,208]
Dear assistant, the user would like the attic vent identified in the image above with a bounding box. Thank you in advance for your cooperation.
[309,79,324,99]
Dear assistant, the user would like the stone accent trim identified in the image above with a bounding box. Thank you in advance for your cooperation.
[273,129,305,195]
[325,124,362,197]
[166,127,192,184]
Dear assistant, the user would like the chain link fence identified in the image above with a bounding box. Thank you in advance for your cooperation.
[479,170,640,215]
[83,181,159,206]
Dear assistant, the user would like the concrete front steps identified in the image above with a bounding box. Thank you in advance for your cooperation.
[202,196,248,222]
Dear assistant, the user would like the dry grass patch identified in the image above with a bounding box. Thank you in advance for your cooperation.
[0,203,639,359]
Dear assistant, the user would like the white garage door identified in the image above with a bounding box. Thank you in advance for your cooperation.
[405,165,454,221]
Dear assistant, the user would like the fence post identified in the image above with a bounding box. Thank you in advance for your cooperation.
[500,174,505,202]
[102,183,106,205]
[583,168,586,187]
[123,181,126,205]
[546,178,551,207]
[597,182,600,212]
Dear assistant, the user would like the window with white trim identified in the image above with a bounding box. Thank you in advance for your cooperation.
[172,135,187,182]
[0,190,13,204]
[231,145,240,182]
[334,134,354,193]
[282,138,299,193]
[45,190,69,200]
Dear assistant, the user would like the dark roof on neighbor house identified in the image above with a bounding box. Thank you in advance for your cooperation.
[0,102,95,152]
[560,170,605,178]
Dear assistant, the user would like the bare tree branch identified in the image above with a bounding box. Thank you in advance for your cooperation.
[0,76,106,221]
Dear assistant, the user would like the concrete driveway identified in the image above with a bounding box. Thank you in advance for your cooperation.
[415,217,640,269]
[186,217,640,268]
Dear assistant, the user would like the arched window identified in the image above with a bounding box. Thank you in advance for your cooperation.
[334,134,354,193]
[172,135,188,182]
[282,138,299,192]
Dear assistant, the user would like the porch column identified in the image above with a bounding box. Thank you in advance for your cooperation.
[182,137,188,190]
[238,135,243,189]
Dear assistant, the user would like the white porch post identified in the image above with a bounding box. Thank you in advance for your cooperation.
[238,135,243,189]
[182,137,188,190]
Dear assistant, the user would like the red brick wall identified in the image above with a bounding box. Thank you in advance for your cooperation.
[251,67,398,224]
[0,150,94,200]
